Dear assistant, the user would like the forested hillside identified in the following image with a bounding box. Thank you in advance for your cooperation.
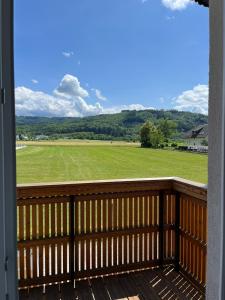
[16,110,208,141]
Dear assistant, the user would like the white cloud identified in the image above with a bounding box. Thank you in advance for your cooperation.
[162,0,192,10]
[54,74,89,99]
[31,79,39,84]
[173,84,208,115]
[16,75,102,117]
[62,51,74,58]
[93,89,107,101]
[15,74,152,117]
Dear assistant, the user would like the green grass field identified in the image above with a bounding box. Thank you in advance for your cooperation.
[16,142,207,184]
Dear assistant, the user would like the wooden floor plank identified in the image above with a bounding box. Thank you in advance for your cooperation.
[28,286,45,300]
[75,280,94,300]
[118,274,145,300]
[131,272,161,300]
[44,285,61,300]
[165,268,204,299]
[18,267,204,300]
[143,268,177,300]
[60,282,76,300]
[90,278,111,300]
[104,276,128,300]
[153,267,187,300]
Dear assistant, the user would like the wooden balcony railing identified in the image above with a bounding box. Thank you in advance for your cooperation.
[16,177,207,293]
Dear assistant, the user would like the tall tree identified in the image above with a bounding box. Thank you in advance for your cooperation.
[140,121,162,148]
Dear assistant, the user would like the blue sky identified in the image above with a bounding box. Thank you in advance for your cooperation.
[14,0,209,117]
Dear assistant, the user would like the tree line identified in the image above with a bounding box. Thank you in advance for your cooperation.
[16,109,208,142]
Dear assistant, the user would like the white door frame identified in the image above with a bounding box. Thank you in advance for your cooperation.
[0,0,18,298]
[207,0,225,299]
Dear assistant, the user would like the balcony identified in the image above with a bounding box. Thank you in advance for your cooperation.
[17,177,207,299]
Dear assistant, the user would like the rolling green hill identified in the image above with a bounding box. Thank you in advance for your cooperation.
[16,109,208,141]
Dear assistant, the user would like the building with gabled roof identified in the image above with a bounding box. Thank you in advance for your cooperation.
[185,124,208,146]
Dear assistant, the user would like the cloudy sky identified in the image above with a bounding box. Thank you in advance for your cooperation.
[14,0,209,117]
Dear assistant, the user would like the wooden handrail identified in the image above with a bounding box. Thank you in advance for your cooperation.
[17,177,207,200]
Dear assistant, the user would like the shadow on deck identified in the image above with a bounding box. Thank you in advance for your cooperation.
[19,266,204,300]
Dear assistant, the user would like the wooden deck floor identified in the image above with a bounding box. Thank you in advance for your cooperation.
[19,266,205,300]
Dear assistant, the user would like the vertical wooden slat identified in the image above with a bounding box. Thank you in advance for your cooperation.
[51,203,55,238]
[80,239,85,272]
[139,233,143,262]
[133,196,138,228]
[57,243,62,275]
[149,196,154,226]
[26,205,30,240]
[129,235,132,264]
[75,200,79,273]
[86,200,90,234]
[143,232,147,262]
[102,237,107,267]
[57,202,61,237]
[128,196,132,230]
[19,206,24,241]
[108,199,113,232]
[80,200,85,234]
[70,196,75,280]
[86,239,91,270]
[45,203,49,238]
[118,235,123,266]
[113,237,117,266]
[113,198,117,231]
[92,239,96,270]
[45,244,50,277]
[97,199,101,232]
[108,237,112,267]
[144,196,148,228]
[118,197,123,230]
[39,204,43,239]
[56,202,62,274]
[26,247,31,279]
[133,197,138,264]
[63,202,67,236]
[51,244,56,276]
[175,192,180,271]
[124,235,128,265]
[20,248,25,280]
[159,191,164,264]
[33,246,37,279]
[124,197,128,230]
[63,241,67,274]
[39,245,44,278]
[102,199,107,232]
[140,196,144,228]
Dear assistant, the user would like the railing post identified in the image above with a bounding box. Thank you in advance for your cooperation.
[175,192,180,272]
[159,191,164,266]
[70,195,75,282]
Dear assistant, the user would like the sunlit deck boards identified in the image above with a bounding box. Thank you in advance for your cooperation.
[19,266,205,300]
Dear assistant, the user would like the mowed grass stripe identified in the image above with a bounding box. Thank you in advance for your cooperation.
[16,145,207,184]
